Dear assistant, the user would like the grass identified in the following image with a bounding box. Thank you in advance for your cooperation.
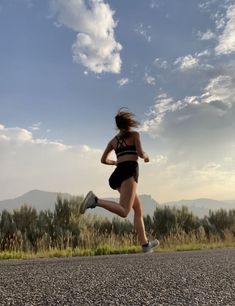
[158,241,235,252]
[1,227,234,260]
[0,241,234,260]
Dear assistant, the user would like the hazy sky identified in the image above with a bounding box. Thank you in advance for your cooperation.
[1,0,235,202]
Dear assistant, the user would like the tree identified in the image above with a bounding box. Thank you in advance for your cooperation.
[0,210,16,250]
[13,205,38,251]
[112,217,134,235]
[153,206,178,236]
[176,206,200,233]
[208,209,235,237]
[143,215,153,234]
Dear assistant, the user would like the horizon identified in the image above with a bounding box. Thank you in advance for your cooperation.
[1,189,234,204]
[1,0,235,202]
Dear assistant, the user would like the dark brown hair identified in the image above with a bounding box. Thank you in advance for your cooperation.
[115,108,139,132]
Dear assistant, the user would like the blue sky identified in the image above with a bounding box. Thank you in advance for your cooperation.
[0,0,235,202]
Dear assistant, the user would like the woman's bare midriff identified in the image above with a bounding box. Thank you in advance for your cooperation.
[117,155,138,164]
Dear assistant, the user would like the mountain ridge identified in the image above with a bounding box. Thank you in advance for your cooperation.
[0,190,234,219]
[163,198,235,217]
[0,190,158,220]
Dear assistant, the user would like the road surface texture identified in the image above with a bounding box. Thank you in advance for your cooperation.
[0,249,234,306]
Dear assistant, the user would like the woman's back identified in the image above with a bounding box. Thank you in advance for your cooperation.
[112,131,138,163]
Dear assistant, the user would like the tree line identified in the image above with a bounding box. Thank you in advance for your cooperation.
[0,196,234,252]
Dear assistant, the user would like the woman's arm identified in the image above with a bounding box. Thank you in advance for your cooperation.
[134,132,150,162]
[100,141,117,165]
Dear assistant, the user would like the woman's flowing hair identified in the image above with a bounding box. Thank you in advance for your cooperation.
[115,108,140,133]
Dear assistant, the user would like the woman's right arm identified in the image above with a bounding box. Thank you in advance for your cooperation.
[134,132,150,162]
[100,140,117,166]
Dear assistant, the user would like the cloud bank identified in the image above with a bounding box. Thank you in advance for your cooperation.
[215,5,235,55]
[141,59,235,200]
[0,124,111,200]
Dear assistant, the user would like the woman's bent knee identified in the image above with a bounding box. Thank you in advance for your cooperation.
[119,206,130,218]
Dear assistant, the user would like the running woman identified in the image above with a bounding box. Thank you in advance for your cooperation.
[80,108,159,253]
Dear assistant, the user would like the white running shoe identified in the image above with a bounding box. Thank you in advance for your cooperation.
[142,239,160,253]
[80,191,97,214]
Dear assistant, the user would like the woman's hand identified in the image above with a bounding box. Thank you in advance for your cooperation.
[134,132,150,163]
[143,153,150,163]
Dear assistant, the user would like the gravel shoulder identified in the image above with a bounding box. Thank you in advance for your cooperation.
[0,248,234,306]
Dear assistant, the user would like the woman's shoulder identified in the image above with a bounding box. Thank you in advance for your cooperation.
[130,131,140,138]
[124,130,139,136]
[109,135,118,146]
[131,130,139,135]
[124,131,140,143]
[112,130,139,140]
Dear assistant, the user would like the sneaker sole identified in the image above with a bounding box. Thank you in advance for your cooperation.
[80,191,93,214]
[143,240,160,253]
[143,249,154,254]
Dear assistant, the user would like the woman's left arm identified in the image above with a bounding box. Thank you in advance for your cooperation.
[100,141,117,165]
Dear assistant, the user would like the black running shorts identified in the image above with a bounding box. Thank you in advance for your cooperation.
[109,161,139,190]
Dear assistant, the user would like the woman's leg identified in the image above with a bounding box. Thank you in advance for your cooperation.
[96,177,137,218]
[132,195,148,245]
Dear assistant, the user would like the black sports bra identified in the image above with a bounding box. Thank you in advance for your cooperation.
[114,136,137,158]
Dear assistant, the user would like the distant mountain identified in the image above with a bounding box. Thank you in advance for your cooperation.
[0,190,158,221]
[162,198,235,218]
[224,200,235,206]
[1,191,234,219]
[0,190,72,212]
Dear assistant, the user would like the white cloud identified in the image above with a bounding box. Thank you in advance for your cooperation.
[215,5,235,55]
[174,54,199,71]
[153,58,169,69]
[151,154,168,165]
[150,0,162,9]
[29,122,42,131]
[0,126,33,143]
[141,94,184,135]
[198,29,216,40]
[135,23,152,43]
[143,73,156,86]
[117,78,129,87]
[50,0,122,74]
[198,1,214,11]
[196,49,211,57]
[202,74,235,107]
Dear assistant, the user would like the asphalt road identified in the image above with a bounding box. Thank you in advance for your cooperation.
[0,249,234,306]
